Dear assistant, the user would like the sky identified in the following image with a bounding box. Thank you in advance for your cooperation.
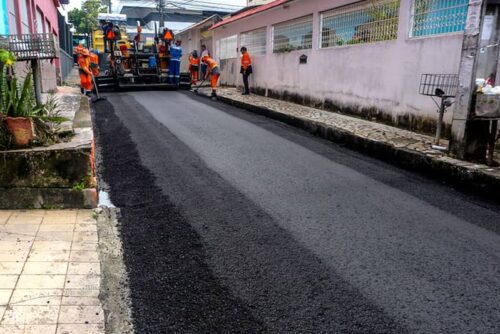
[65,0,247,11]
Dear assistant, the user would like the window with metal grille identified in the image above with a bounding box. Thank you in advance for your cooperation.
[217,35,238,60]
[320,0,400,48]
[410,0,469,37]
[240,27,267,55]
[273,15,313,53]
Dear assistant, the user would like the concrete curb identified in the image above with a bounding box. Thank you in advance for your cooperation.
[205,93,499,201]
[96,206,134,334]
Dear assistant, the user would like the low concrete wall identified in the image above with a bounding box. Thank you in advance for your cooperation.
[0,90,96,209]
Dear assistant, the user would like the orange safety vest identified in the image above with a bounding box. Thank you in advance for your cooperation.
[119,44,129,57]
[204,57,218,71]
[189,55,199,67]
[106,29,115,40]
[241,52,251,70]
[78,57,91,75]
[89,53,98,65]
[163,30,173,41]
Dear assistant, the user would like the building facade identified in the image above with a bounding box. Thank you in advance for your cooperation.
[210,0,470,135]
[6,0,61,91]
[176,15,221,72]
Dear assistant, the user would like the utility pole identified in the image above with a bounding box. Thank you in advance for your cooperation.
[156,0,166,27]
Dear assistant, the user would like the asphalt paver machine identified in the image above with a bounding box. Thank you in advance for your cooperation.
[95,14,191,91]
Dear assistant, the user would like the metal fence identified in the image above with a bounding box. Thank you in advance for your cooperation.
[240,27,267,55]
[0,33,57,60]
[273,15,313,53]
[320,0,400,48]
[410,0,469,37]
[59,49,74,83]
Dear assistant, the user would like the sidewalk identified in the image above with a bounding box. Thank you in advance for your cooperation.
[0,210,104,334]
[199,87,500,198]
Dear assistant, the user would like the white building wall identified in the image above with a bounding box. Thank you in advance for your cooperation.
[212,0,465,133]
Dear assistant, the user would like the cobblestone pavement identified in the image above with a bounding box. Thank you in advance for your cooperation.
[201,87,500,180]
[0,210,104,334]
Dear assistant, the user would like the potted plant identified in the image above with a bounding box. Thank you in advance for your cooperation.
[2,72,43,147]
[0,49,43,147]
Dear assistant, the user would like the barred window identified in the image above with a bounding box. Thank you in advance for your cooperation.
[240,27,267,55]
[410,0,469,37]
[320,0,400,48]
[273,16,313,53]
[217,35,238,60]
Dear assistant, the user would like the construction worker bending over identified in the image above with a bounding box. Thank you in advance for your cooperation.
[89,50,100,77]
[240,46,252,95]
[189,50,200,85]
[73,41,85,64]
[202,55,220,98]
[169,40,182,85]
[78,49,92,96]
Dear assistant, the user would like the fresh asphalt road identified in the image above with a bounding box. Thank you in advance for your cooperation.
[93,90,500,333]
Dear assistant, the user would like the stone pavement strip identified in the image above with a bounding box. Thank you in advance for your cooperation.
[0,210,105,334]
[198,87,500,194]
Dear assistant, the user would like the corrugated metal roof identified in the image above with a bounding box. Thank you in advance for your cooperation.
[210,0,292,30]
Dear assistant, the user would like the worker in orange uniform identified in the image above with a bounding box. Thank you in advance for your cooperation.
[78,49,92,96]
[73,42,85,64]
[202,55,220,98]
[240,46,253,95]
[89,50,100,78]
[188,50,200,85]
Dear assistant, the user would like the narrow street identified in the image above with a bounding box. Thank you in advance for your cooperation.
[93,90,500,333]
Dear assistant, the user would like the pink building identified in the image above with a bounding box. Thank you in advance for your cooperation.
[6,0,61,91]
[208,0,471,135]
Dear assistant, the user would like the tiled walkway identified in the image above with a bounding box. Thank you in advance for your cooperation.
[0,210,104,334]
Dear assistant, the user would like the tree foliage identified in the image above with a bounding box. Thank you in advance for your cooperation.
[68,0,107,34]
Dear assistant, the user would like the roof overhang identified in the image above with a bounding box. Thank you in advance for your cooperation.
[210,0,293,30]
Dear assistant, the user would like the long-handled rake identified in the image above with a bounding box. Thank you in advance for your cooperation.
[192,77,207,94]
[91,74,107,103]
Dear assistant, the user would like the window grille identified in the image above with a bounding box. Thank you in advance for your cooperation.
[410,0,469,37]
[217,35,238,60]
[240,27,267,55]
[320,0,400,48]
[273,15,313,53]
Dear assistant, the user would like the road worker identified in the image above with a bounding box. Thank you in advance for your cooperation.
[89,50,100,78]
[202,55,220,98]
[240,46,252,95]
[101,20,114,52]
[189,50,200,85]
[78,49,92,96]
[169,40,182,84]
[73,41,85,64]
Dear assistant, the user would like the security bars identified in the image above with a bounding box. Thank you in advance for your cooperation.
[320,0,400,48]
[273,15,313,53]
[218,35,238,60]
[240,27,267,55]
[410,0,469,37]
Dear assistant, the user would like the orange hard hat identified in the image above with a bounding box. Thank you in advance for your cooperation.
[202,55,209,61]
